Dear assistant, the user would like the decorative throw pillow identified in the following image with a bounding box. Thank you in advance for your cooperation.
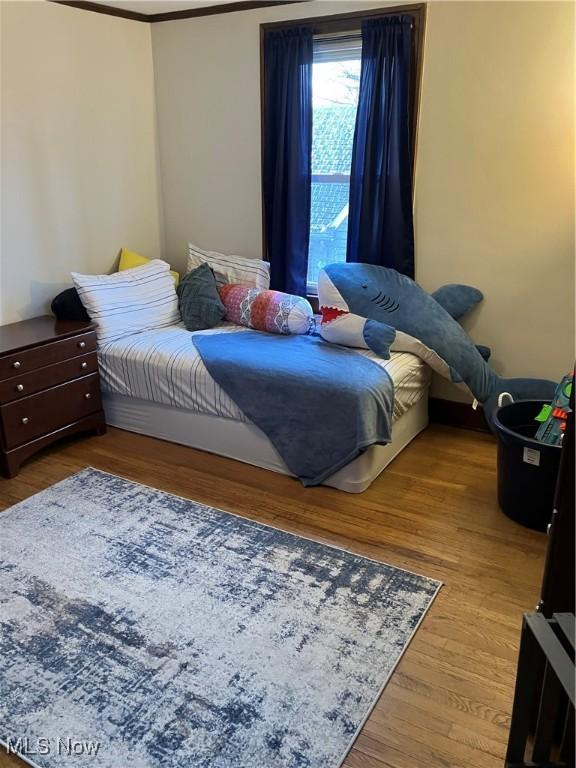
[51,287,90,322]
[219,285,313,335]
[187,243,270,290]
[177,263,226,332]
[71,260,180,345]
[119,247,180,285]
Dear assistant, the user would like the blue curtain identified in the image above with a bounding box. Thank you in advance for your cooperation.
[263,27,313,296]
[347,16,415,278]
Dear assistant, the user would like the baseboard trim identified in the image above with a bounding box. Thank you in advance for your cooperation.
[429,397,490,433]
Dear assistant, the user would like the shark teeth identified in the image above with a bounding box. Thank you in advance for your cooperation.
[320,306,350,325]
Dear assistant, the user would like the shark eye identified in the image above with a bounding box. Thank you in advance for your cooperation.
[362,284,367,289]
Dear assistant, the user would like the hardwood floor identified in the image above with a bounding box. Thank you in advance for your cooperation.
[0,425,547,768]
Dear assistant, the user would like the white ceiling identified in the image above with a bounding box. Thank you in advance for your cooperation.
[89,0,250,15]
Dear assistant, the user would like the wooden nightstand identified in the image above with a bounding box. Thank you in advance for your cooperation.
[0,316,106,478]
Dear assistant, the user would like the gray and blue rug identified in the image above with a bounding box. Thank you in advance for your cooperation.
[0,469,440,768]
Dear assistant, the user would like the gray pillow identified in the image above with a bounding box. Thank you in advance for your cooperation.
[177,263,226,331]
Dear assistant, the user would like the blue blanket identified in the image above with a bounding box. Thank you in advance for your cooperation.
[193,331,394,486]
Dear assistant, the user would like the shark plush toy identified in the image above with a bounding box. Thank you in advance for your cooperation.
[318,263,556,424]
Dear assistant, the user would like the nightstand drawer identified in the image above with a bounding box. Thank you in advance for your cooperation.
[0,332,97,381]
[0,353,99,405]
[0,374,102,449]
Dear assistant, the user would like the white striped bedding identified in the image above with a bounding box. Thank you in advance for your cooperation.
[98,323,430,424]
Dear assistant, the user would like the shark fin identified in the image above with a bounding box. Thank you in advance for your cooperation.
[475,344,492,361]
[362,319,396,360]
[432,284,484,320]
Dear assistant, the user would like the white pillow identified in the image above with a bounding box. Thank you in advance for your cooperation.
[390,331,454,381]
[187,242,270,290]
[71,259,180,345]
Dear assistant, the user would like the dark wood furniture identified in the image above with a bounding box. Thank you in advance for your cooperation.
[506,386,575,766]
[506,612,574,767]
[0,316,105,478]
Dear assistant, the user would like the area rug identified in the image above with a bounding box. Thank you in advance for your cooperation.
[0,469,440,768]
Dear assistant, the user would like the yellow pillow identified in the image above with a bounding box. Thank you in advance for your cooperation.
[119,248,180,285]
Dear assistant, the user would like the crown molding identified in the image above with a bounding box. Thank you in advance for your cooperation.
[51,1,149,22]
[51,1,309,23]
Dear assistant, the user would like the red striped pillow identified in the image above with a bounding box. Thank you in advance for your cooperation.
[219,285,313,335]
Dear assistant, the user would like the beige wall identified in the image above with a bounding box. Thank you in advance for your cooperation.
[2,1,573,395]
[151,1,390,267]
[415,1,575,397]
[0,1,162,323]
[151,0,575,394]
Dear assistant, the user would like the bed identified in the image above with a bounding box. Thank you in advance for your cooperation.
[98,322,430,492]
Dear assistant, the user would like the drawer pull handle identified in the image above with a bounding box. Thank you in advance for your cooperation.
[84,393,92,400]
[21,417,29,425]
[16,384,24,392]
[13,361,21,369]
[78,341,86,349]
[81,361,88,369]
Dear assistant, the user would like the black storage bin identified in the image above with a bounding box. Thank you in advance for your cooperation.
[493,400,562,532]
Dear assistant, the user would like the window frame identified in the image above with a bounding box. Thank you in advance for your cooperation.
[260,3,427,298]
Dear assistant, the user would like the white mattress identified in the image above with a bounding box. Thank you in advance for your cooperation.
[104,392,429,493]
[98,323,430,422]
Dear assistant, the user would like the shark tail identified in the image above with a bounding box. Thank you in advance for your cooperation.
[483,376,558,430]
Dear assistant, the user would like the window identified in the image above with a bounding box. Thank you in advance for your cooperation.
[261,6,425,295]
[307,35,362,293]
